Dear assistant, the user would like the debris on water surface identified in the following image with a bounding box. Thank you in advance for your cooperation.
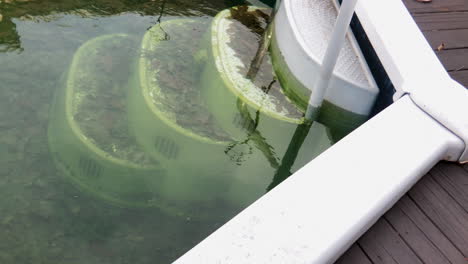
[72,36,156,165]
[144,20,232,141]
[227,6,304,119]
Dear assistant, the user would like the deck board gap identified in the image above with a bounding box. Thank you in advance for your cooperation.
[405,204,467,259]
[408,176,468,256]
[428,172,467,213]
[384,201,455,264]
[435,48,468,52]
[410,10,468,15]
[357,243,375,264]
[430,165,468,212]
[448,69,468,73]
[382,215,428,263]
[405,192,462,248]
[424,28,468,32]
[398,195,466,263]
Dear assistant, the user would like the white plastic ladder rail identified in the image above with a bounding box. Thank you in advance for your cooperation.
[306,0,359,120]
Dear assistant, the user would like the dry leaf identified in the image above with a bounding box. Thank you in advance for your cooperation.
[437,43,445,51]
[0,14,3,22]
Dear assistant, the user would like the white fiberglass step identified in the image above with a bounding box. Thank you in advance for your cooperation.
[271,0,379,133]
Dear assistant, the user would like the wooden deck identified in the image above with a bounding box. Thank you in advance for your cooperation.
[336,1,468,263]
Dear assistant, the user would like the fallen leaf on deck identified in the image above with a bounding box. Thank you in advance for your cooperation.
[437,43,445,51]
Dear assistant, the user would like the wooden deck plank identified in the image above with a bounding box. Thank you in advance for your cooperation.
[340,1,468,263]
[431,163,468,212]
[403,0,468,13]
[335,244,373,264]
[412,11,468,31]
[385,203,451,264]
[450,70,468,88]
[359,219,423,264]
[408,176,468,256]
[397,195,467,264]
[422,29,468,50]
[435,49,468,71]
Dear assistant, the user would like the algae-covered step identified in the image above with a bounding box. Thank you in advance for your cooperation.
[200,6,332,162]
[128,18,246,218]
[198,6,332,205]
[48,34,169,210]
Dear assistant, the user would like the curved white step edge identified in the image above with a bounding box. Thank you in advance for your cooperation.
[275,0,378,115]
[355,0,468,163]
[174,96,463,264]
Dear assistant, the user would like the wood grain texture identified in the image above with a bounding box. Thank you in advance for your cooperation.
[431,163,468,212]
[335,244,372,264]
[413,11,468,31]
[435,48,468,71]
[338,1,468,263]
[385,203,451,264]
[359,219,423,264]
[396,195,467,264]
[423,29,468,50]
[450,70,468,88]
[408,175,468,256]
[403,0,468,13]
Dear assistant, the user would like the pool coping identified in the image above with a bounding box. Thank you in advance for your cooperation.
[173,0,468,263]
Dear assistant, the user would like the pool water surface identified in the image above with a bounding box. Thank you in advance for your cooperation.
[0,1,333,263]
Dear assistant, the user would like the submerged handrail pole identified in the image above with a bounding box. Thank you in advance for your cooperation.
[305,0,359,120]
[273,0,359,185]
[246,0,281,80]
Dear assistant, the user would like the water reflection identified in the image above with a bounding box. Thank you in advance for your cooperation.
[268,121,313,190]
[225,97,280,168]
[0,0,241,52]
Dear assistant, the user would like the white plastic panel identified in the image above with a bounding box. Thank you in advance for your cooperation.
[289,0,368,88]
[355,0,468,162]
[274,0,378,115]
[174,96,464,264]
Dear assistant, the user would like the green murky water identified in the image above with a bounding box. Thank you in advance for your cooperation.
[0,0,333,263]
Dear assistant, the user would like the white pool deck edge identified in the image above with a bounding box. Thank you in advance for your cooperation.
[174,0,468,263]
